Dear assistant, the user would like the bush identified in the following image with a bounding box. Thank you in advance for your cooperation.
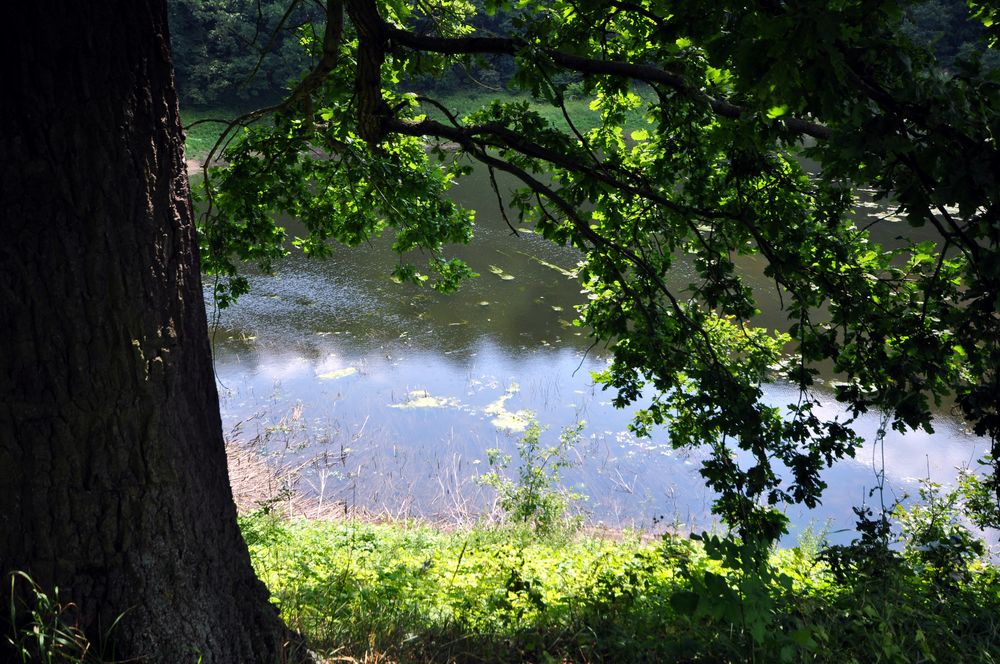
[478,420,585,536]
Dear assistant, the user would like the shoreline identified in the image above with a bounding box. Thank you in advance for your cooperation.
[225,440,673,543]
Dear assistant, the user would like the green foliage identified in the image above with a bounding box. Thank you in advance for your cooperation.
[181,5,1000,657]
[240,513,1000,663]
[669,533,804,660]
[478,421,585,535]
[820,502,902,588]
[241,516,676,661]
[896,480,986,589]
[902,0,1000,67]
[806,482,1000,664]
[970,1,1000,46]
[426,88,647,134]
[168,0,317,108]
[197,68,479,301]
[201,0,1000,542]
[958,457,1000,529]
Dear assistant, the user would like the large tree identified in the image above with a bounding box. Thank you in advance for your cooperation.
[0,2,300,661]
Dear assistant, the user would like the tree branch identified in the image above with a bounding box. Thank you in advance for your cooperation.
[387,26,832,140]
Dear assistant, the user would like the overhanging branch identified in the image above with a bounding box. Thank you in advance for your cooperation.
[386,26,832,140]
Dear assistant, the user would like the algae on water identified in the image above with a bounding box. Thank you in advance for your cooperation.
[317,367,358,380]
[488,265,516,280]
[485,383,532,432]
[391,390,462,409]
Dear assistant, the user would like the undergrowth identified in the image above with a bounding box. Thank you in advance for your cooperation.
[5,571,110,664]
[241,504,1000,663]
[479,421,586,536]
[237,424,1000,662]
[11,513,998,663]
[8,483,1000,662]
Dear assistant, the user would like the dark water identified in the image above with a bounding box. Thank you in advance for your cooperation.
[208,167,988,541]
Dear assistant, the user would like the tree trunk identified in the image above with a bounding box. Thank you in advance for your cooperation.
[0,2,301,661]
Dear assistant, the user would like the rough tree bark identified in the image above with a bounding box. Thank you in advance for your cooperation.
[0,2,300,661]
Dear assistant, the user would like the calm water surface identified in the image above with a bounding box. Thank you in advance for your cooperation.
[207,168,988,541]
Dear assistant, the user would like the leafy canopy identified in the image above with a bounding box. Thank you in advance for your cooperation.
[198,0,1000,538]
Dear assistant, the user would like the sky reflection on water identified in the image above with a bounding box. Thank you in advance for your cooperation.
[208,170,988,542]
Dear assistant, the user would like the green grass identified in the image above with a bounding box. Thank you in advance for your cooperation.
[417,88,649,135]
[180,107,243,162]
[9,512,998,662]
[241,514,1000,663]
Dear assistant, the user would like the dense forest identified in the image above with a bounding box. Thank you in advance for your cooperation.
[168,0,318,106]
[169,0,998,108]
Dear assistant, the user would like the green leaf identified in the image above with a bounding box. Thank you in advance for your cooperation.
[669,590,700,616]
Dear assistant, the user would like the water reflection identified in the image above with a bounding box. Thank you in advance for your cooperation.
[208,167,987,541]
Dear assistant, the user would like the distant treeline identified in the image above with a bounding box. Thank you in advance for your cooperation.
[168,0,319,108]
[902,0,1000,68]
[168,0,997,109]
[168,0,526,108]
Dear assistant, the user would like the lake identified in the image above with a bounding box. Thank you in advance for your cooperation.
[206,164,988,541]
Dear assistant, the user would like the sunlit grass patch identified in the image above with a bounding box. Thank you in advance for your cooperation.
[241,511,1000,663]
[179,108,237,162]
[242,517,687,662]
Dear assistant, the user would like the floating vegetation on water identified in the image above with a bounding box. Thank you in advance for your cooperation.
[515,250,578,278]
[390,389,462,409]
[485,383,532,432]
[489,409,532,431]
[468,375,500,392]
[317,367,357,380]
[488,265,516,280]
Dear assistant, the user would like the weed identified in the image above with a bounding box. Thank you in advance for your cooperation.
[896,479,986,588]
[478,420,585,536]
[7,571,94,664]
[242,513,1000,663]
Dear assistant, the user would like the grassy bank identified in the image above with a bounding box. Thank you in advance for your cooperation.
[10,445,999,663]
[180,107,240,163]
[242,512,1000,663]
[419,89,648,135]
[226,402,1000,663]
